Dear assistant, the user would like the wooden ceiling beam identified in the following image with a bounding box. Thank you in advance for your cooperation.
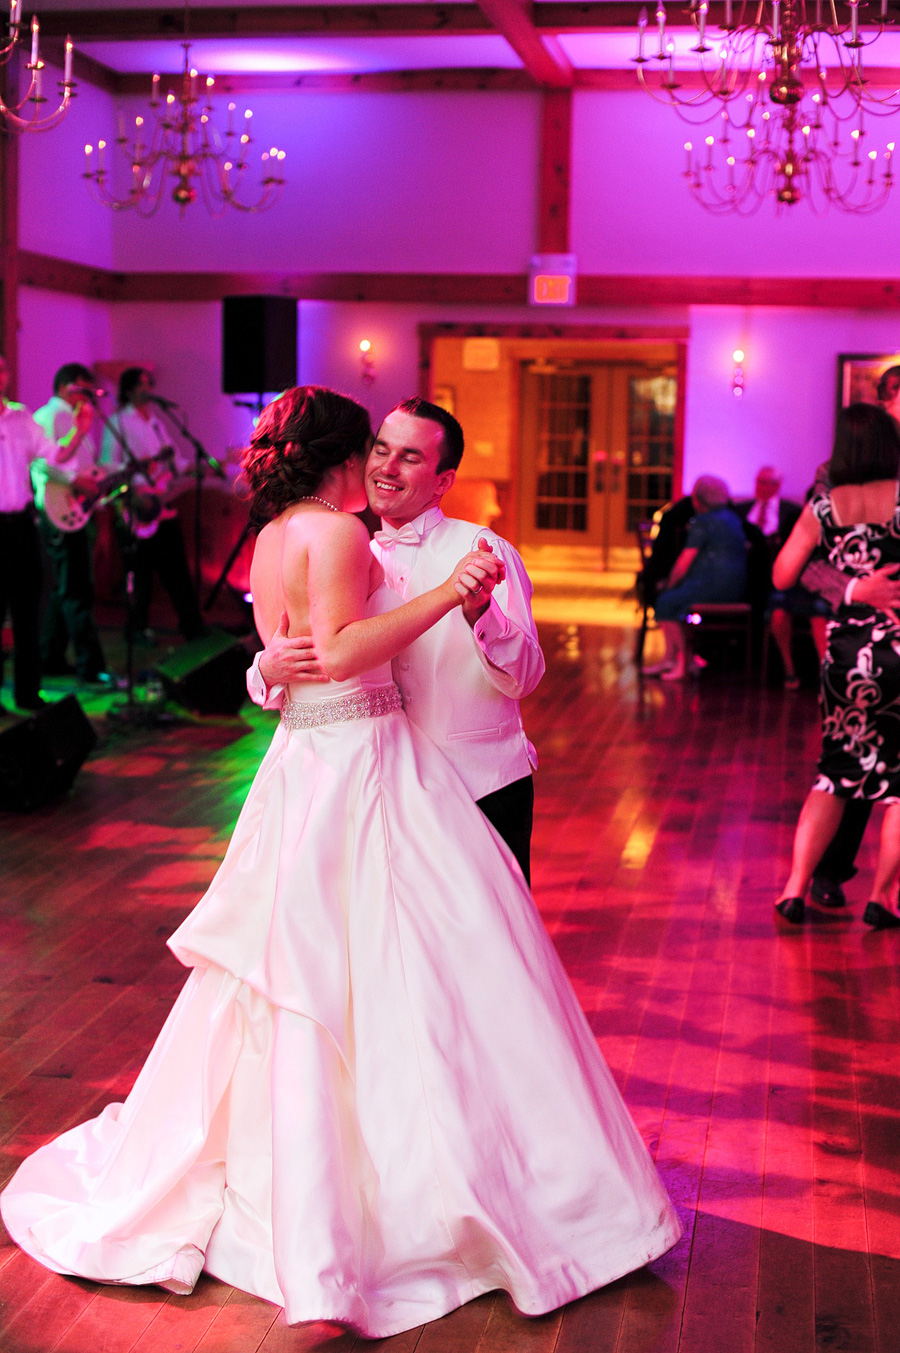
[27,6,495,41]
[113,67,540,95]
[27,3,740,42]
[475,0,572,87]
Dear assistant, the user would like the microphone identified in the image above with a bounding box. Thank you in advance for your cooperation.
[147,394,179,410]
[73,386,106,402]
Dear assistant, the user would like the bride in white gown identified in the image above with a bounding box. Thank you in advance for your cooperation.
[1,387,681,1339]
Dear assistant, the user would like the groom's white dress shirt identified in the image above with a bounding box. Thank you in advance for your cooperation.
[247,506,545,801]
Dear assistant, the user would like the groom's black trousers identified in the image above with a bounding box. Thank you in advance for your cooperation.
[476,775,534,886]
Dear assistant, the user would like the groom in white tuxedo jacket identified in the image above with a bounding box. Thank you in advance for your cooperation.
[247,397,545,882]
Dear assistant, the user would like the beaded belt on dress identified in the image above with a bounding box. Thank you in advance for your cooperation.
[280,682,402,730]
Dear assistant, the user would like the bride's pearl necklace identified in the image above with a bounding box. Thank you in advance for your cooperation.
[299,496,339,512]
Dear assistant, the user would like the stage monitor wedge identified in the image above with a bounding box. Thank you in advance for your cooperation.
[0,695,97,812]
[222,295,297,395]
[154,629,252,716]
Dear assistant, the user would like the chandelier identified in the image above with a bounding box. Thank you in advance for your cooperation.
[636,0,900,214]
[0,3,75,131]
[83,39,286,216]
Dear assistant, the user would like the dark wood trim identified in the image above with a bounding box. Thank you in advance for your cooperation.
[18,252,123,302]
[41,37,121,93]
[575,276,900,307]
[418,320,691,342]
[115,67,542,96]
[674,334,687,499]
[0,69,20,391]
[33,3,889,40]
[538,88,571,253]
[20,253,900,311]
[475,0,572,88]
[28,5,495,41]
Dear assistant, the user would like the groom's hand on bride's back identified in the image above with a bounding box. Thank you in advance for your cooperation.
[259,611,329,686]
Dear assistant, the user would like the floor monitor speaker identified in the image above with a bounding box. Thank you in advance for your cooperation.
[154,630,252,716]
[0,695,97,812]
[222,295,297,395]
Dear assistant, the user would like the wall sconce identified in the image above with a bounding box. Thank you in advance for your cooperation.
[732,349,745,399]
[359,339,375,386]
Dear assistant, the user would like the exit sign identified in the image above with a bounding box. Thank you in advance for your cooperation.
[529,254,577,307]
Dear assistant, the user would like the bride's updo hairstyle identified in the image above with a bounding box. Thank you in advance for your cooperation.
[242,385,372,524]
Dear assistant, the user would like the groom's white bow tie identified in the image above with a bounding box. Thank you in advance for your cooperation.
[373,524,422,549]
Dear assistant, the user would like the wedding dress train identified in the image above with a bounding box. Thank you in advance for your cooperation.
[2,636,680,1338]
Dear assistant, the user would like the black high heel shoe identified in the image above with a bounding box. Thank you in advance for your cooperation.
[862,902,900,930]
[775,897,806,924]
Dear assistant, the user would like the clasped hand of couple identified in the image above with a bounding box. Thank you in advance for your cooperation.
[260,538,506,687]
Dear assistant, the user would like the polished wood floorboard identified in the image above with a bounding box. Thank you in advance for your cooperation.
[1,623,898,1353]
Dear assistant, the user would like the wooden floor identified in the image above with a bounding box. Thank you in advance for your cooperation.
[1,621,899,1353]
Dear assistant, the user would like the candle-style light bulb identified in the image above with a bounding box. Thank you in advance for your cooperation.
[29,14,38,66]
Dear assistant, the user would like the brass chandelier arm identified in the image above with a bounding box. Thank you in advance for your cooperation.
[637,0,900,212]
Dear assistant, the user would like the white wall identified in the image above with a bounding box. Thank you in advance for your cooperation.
[683,307,900,502]
[18,62,115,269]
[17,287,112,411]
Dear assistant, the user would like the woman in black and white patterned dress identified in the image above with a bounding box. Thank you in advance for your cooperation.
[772,402,900,928]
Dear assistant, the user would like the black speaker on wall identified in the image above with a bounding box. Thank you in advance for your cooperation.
[222,295,297,395]
[153,629,252,717]
[0,695,97,812]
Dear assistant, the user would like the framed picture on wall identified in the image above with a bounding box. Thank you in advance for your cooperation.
[837,352,900,412]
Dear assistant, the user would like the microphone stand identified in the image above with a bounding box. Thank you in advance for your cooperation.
[89,399,175,729]
[204,393,264,611]
[151,400,226,599]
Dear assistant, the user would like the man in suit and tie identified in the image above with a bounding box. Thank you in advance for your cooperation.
[247,397,545,883]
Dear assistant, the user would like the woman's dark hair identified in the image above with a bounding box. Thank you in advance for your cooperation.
[118,366,151,407]
[829,402,900,487]
[241,386,372,524]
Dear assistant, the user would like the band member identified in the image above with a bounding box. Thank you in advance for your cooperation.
[34,364,112,685]
[0,354,93,712]
[101,367,204,644]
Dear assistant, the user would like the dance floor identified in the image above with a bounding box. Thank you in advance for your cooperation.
[1,622,898,1352]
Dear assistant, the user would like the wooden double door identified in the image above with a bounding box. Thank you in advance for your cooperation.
[518,361,678,559]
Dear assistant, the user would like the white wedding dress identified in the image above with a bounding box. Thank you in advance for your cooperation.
[1,589,681,1339]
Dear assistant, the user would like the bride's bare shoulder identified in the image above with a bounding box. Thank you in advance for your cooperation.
[284,510,371,567]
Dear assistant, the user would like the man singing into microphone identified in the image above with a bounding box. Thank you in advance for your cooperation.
[34,363,113,686]
[101,367,204,645]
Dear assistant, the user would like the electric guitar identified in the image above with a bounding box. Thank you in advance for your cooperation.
[42,449,176,534]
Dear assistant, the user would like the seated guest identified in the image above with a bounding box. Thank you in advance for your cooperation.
[737,465,799,547]
[635,495,695,610]
[644,474,747,681]
[737,465,824,689]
